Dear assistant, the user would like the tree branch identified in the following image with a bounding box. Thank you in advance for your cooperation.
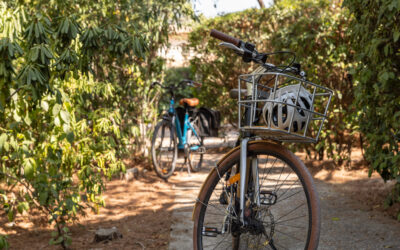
[257,0,266,8]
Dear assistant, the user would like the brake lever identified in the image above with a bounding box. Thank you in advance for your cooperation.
[218,42,244,55]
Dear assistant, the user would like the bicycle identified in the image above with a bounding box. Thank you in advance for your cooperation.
[192,30,333,249]
[151,79,206,180]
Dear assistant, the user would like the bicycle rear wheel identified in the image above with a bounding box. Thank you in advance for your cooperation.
[193,141,320,250]
[151,120,177,179]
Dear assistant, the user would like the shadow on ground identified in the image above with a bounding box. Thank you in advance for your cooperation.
[1,146,399,250]
[1,172,179,250]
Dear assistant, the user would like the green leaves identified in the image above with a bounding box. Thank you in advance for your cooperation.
[17,201,29,214]
[0,0,189,246]
[0,38,23,61]
[0,133,7,151]
[38,191,48,206]
[49,226,72,247]
[56,16,80,45]
[80,26,103,50]
[394,31,400,42]
[23,14,52,46]
[0,234,9,249]
[23,158,35,180]
[60,110,70,124]
[66,132,74,144]
[52,103,61,116]
[344,0,400,218]
[17,63,47,86]
[7,210,14,222]
[41,100,49,111]
[0,38,23,107]
[29,44,54,65]
[54,49,78,73]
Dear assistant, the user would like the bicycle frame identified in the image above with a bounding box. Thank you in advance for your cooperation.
[238,85,261,225]
[168,98,200,151]
[239,138,260,224]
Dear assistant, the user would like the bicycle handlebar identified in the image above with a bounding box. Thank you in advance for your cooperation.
[210,29,242,47]
[210,29,304,77]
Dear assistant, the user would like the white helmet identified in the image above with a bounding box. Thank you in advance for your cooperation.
[262,84,313,132]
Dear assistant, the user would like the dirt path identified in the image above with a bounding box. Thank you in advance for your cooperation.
[1,172,176,250]
[168,153,221,250]
[168,148,400,249]
[316,178,399,249]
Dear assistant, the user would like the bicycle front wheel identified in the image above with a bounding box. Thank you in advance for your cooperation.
[193,141,320,250]
[186,122,204,172]
[151,120,177,179]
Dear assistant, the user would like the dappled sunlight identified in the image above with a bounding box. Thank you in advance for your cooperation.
[0,171,175,249]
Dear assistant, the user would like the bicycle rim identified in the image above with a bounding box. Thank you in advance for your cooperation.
[193,142,320,250]
[151,121,177,179]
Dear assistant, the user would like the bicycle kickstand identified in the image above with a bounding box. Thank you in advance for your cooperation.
[185,157,191,176]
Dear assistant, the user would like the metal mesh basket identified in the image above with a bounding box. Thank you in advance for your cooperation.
[237,67,333,143]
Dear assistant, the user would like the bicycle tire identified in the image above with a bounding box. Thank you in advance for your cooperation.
[193,141,320,250]
[151,120,177,179]
[187,122,204,172]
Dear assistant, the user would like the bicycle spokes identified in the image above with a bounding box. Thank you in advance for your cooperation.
[196,150,312,250]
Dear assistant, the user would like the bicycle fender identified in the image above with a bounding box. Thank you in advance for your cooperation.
[191,140,279,221]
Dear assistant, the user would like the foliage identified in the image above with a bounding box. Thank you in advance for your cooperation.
[0,235,8,250]
[156,67,195,112]
[0,0,195,248]
[188,0,355,162]
[343,0,400,218]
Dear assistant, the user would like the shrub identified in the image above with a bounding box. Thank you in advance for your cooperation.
[343,0,400,219]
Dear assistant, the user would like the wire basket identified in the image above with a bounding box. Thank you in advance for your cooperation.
[237,67,333,143]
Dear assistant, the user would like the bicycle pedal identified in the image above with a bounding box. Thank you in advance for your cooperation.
[202,227,221,237]
[260,190,277,205]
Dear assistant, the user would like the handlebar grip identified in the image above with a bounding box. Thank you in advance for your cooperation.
[210,29,241,47]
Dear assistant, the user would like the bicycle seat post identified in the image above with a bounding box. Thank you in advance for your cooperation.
[182,103,190,176]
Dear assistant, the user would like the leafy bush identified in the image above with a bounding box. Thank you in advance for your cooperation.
[0,5,138,249]
[343,0,400,219]
[0,0,195,247]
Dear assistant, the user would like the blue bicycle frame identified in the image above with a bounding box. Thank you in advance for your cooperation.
[168,99,200,151]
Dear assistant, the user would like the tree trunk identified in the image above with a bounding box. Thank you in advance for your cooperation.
[257,0,265,8]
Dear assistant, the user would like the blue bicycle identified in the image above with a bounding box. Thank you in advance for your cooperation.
[151,80,206,179]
